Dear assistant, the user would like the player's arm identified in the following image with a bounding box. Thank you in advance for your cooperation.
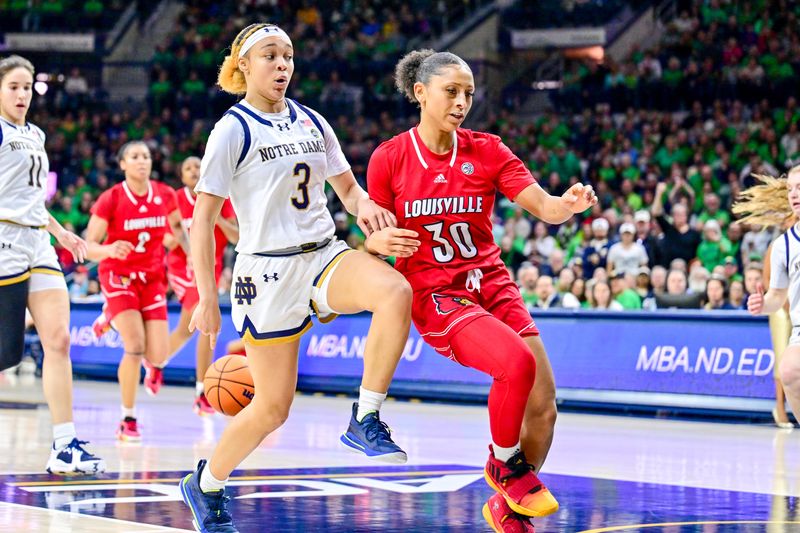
[84,215,134,261]
[215,215,239,245]
[189,192,224,347]
[327,169,396,236]
[168,209,190,257]
[749,240,790,315]
[45,213,87,263]
[513,182,597,225]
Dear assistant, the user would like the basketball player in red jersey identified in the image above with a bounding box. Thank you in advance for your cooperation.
[86,141,189,441]
[165,156,239,415]
[367,50,597,532]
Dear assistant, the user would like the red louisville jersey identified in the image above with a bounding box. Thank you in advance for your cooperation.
[166,186,236,279]
[91,180,178,273]
[367,127,535,291]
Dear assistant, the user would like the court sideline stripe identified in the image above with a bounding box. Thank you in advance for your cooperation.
[7,468,483,487]
[580,520,800,532]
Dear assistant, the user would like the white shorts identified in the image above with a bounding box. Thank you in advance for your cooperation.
[0,223,66,292]
[231,239,355,345]
[789,326,800,348]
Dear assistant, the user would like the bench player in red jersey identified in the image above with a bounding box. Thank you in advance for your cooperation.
[366,50,597,532]
[165,156,238,415]
[86,141,189,442]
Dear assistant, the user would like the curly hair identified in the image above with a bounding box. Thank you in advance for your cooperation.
[732,169,800,228]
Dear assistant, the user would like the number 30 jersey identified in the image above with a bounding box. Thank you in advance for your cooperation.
[367,127,535,292]
[196,99,350,255]
[0,118,50,227]
[91,180,178,273]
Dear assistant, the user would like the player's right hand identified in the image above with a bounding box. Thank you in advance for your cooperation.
[747,282,764,315]
[108,241,135,259]
[366,228,420,258]
[189,300,221,349]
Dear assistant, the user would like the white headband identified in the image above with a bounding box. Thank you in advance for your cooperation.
[238,25,292,58]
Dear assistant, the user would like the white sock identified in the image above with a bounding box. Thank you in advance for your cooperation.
[492,442,521,462]
[356,387,387,422]
[121,406,136,419]
[200,465,227,493]
[195,381,205,396]
[52,422,76,449]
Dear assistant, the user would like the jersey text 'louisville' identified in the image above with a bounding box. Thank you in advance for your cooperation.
[91,181,178,273]
[367,128,535,291]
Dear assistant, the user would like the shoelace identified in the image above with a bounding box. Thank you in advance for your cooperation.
[364,416,393,443]
[67,439,99,459]
[465,268,483,292]
[205,492,234,524]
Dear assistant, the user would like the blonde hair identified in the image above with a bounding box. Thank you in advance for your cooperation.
[0,55,34,83]
[218,23,270,95]
[732,167,800,228]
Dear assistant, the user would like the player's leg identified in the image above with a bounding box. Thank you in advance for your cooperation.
[180,340,299,531]
[770,309,793,426]
[28,282,106,474]
[140,275,170,396]
[168,304,194,358]
[0,277,28,372]
[112,309,147,442]
[314,249,411,462]
[778,342,800,421]
[520,335,558,471]
[449,315,557,518]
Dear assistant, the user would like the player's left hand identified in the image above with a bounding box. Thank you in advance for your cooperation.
[561,183,598,214]
[56,229,88,263]
[356,198,397,237]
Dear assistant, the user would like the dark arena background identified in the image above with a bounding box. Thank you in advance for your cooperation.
[1,0,799,532]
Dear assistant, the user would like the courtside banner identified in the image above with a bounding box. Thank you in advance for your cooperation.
[68,305,774,399]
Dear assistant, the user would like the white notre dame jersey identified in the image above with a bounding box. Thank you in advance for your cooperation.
[196,98,349,254]
[770,226,800,328]
[0,118,50,227]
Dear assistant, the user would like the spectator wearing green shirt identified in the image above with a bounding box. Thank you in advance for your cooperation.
[696,192,730,231]
[549,142,582,182]
[696,219,731,272]
[610,272,642,309]
[517,264,539,311]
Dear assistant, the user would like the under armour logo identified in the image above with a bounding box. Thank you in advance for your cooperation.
[263,273,279,282]
[234,276,257,305]
[276,123,290,132]
[434,173,447,183]
[0,242,10,249]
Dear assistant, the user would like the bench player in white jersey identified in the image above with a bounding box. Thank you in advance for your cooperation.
[0,55,104,474]
[178,24,420,532]
[746,166,800,425]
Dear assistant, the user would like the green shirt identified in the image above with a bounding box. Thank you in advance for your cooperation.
[697,238,732,271]
[615,289,642,310]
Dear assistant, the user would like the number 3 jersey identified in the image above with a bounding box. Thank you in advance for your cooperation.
[91,181,178,273]
[367,127,535,292]
[0,118,50,227]
[196,99,350,254]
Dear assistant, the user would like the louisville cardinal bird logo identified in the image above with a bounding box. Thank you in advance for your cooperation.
[432,293,474,315]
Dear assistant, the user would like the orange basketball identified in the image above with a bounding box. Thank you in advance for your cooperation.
[203,355,254,416]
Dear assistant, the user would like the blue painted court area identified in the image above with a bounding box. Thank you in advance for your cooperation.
[2,464,797,532]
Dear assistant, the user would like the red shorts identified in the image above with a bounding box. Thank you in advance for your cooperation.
[99,267,168,321]
[167,265,223,311]
[412,266,539,358]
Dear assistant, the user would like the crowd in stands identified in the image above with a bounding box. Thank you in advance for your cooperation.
[14,0,786,312]
[0,0,128,32]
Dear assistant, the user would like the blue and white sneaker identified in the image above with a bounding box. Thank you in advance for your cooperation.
[340,402,407,464]
[180,459,238,533]
[46,438,106,475]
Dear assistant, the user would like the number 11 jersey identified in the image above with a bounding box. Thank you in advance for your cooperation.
[367,127,536,292]
[0,118,49,227]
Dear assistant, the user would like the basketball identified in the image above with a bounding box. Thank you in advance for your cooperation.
[203,355,254,416]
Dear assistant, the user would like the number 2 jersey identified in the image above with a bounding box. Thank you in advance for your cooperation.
[91,181,178,274]
[0,118,50,227]
[367,127,535,292]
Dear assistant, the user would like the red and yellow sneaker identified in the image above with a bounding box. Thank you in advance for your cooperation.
[116,417,142,442]
[142,360,164,396]
[483,492,536,532]
[193,393,215,416]
[484,445,559,517]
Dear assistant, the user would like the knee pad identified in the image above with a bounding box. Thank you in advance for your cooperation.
[0,278,30,371]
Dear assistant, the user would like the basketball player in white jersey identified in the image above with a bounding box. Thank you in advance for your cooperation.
[179,24,420,532]
[748,166,800,426]
[0,55,104,474]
